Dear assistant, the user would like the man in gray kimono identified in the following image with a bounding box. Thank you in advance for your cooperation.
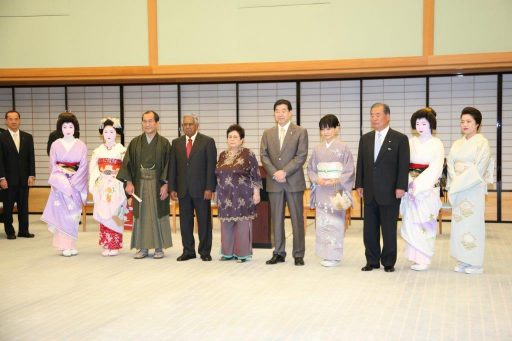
[117,111,172,259]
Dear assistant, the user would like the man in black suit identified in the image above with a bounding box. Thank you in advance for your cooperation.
[169,113,217,262]
[0,127,4,223]
[0,110,36,239]
[356,103,409,272]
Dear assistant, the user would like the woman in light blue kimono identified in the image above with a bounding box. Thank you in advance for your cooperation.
[447,107,493,275]
[307,114,355,267]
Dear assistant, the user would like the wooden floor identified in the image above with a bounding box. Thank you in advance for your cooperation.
[0,216,511,340]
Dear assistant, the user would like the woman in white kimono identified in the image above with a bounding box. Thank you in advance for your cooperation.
[89,118,127,256]
[307,114,355,267]
[400,108,444,271]
[447,107,493,274]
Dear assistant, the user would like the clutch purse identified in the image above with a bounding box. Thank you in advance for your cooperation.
[330,190,352,211]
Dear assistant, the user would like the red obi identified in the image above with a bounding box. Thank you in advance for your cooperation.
[57,161,79,172]
[409,163,429,170]
[98,158,122,171]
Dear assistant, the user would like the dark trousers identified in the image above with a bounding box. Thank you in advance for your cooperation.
[363,200,400,267]
[178,192,212,257]
[3,185,29,236]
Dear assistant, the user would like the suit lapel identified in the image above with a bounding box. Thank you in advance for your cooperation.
[178,135,187,159]
[18,131,23,154]
[269,127,279,155]
[6,130,18,153]
[189,133,202,159]
[370,131,376,163]
[279,123,295,155]
[375,129,392,164]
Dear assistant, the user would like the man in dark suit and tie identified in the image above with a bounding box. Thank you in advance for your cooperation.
[169,113,217,262]
[0,110,36,239]
[261,99,308,266]
[356,103,409,272]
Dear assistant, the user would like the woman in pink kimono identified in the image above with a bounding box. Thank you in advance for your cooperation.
[89,118,127,256]
[400,108,444,271]
[42,112,88,257]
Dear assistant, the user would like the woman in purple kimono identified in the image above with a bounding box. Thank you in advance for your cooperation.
[307,114,355,267]
[42,112,88,257]
[215,124,262,263]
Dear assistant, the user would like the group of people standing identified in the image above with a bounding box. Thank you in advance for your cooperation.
[0,99,493,274]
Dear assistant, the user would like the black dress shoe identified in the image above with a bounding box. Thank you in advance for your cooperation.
[201,255,212,261]
[266,254,285,265]
[176,253,196,261]
[294,257,305,266]
[18,233,34,238]
[361,264,380,271]
[6,234,16,240]
[384,266,395,272]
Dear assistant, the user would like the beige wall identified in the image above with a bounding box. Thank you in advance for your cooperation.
[435,0,512,55]
[0,0,148,68]
[157,0,423,65]
[0,0,511,84]
[0,0,511,69]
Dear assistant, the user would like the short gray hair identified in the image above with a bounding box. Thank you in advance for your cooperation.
[370,103,390,115]
[183,113,199,124]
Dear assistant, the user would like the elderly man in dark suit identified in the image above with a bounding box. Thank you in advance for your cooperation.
[0,110,36,239]
[261,99,308,266]
[169,113,217,262]
[356,102,410,272]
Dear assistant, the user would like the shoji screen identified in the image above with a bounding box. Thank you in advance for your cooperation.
[0,88,13,113]
[238,82,297,162]
[429,75,498,220]
[429,75,498,158]
[67,86,121,159]
[502,74,512,220]
[362,78,427,135]
[123,85,179,146]
[180,84,236,155]
[300,80,361,171]
[14,87,66,186]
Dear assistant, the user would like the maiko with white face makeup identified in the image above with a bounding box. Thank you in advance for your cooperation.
[102,125,117,145]
[42,112,88,258]
[61,122,75,138]
[401,107,445,272]
[415,118,431,137]
[89,117,127,257]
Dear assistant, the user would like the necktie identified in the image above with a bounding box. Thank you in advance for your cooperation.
[186,138,192,158]
[14,132,20,152]
[374,132,382,161]
[279,127,286,149]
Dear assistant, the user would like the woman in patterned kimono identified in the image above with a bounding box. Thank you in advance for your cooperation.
[215,124,262,263]
[89,118,127,257]
[42,112,88,257]
[447,107,493,274]
[400,108,444,271]
[307,114,355,267]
